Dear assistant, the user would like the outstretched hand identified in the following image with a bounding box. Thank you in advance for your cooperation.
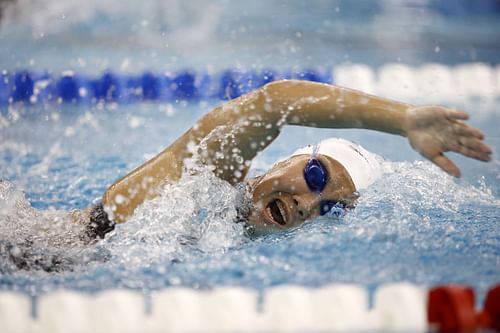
[404,106,492,177]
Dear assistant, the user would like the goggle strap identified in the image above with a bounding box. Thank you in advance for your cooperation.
[311,143,320,159]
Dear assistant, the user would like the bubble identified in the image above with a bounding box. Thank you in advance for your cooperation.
[114,194,128,205]
[0,180,95,273]
[105,166,246,268]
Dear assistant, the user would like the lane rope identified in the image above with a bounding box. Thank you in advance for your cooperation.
[0,283,498,332]
[1,63,498,107]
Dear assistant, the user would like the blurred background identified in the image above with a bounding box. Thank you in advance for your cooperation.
[1,0,499,73]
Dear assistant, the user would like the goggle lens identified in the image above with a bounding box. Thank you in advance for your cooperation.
[303,158,328,193]
[303,154,347,217]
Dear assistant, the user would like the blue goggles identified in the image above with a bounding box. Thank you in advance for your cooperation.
[303,157,345,216]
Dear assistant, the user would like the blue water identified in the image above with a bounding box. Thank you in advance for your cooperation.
[1,0,499,72]
[1,100,498,299]
[0,0,499,304]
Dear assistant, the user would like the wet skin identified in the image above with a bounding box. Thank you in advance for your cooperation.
[246,154,358,233]
[101,80,492,225]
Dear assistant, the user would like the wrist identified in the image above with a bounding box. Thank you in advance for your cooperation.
[399,104,414,137]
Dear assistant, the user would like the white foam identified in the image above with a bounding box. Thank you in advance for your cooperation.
[106,168,245,269]
[0,180,92,273]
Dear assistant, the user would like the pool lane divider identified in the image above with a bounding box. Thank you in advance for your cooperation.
[1,63,499,108]
[0,68,332,106]
[0,283,498,332]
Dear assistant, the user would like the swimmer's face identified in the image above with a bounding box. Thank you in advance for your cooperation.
[246,154,357,234]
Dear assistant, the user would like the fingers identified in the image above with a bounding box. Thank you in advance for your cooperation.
[458,146,492,162]
[451,120,492,161]
[432,154,461,177]
[446,108,469,121]
[454,122,485,140]
[456,138,492,161]
[459,136,493,154]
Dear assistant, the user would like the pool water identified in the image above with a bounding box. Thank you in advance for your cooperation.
[2,0,500,71]
[0,98,498,302]
[0,0,499,305]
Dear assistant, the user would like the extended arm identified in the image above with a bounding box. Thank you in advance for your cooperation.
[102,80,491,223]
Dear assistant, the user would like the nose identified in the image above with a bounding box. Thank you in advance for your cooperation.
[293,193,321,219]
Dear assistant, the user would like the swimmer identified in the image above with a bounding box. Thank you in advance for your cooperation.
[74,80,491,239]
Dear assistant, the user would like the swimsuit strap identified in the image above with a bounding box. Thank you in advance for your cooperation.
[85,203,115,242]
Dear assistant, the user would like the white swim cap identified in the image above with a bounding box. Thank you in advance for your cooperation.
[292,138,382,190]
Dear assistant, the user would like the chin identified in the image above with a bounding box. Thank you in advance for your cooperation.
[245,212,285,237]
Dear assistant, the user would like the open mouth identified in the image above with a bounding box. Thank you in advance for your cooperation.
[265,198,288,226]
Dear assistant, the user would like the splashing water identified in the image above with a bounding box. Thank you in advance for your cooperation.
[0,156,498,297]
[106,167,247,268]
[0,100,498,299]
[0,165,247,273]
[0,179,90,273]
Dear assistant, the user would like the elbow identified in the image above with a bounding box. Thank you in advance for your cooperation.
[260,79,298,94]
[260,79,332,97]
[258,80,295,106]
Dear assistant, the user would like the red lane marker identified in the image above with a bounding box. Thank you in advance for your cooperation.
[481,284,500,331]
[428,285,476,332]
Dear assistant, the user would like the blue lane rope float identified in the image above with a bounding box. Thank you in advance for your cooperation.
[0,69,333,106]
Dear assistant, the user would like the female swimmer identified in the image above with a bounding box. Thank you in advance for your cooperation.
[74,80,492,239]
